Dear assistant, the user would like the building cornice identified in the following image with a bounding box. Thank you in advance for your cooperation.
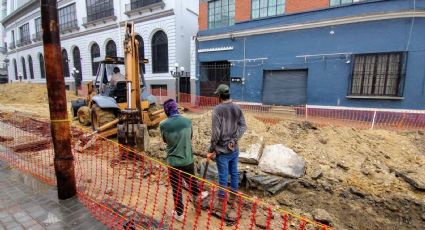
[7,9,176,55]
[120,9,175,26]
[1,0,39,26]
[198,10,425,42]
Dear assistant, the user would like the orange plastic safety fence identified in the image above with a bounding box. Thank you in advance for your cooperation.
[177,93,425,131]
[0,112,331,230]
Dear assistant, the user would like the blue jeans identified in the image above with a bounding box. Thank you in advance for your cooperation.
[215,149,239,198]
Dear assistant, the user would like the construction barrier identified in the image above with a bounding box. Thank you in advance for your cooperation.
[177,92,425,130]
[79,88,425,130]
[0,112,330,230]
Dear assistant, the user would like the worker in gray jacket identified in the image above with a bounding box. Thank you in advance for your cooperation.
[208,84,247,212]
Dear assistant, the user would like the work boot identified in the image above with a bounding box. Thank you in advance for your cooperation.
[213,196,226,213]
[191,191,209,214]
[212,196,238,223]
[227,193,238,209]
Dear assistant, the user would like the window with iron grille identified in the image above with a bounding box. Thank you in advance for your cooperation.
[199,61,231,96]
[28,56,34,79]
[73,47,82,84]
[59,3,77,31]
[35,17,41,38]
[136,35,145,74]
[252,0,285,19]
[200,61,231,82]
[13,59,17,80]
[21,57,27,80]
[86,0,114,22]
[151,31,168,73]
[105,40,117,57]
[330,0,367,6]
[130,0,161,10]
[350,52,405,97]
[39,54,46,79]
[91,43,100,76]
[208,0,235,29]
[62,49,70,78]
[151,84,168,96]
[19,23,30,44]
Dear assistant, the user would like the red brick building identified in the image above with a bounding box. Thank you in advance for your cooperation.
[199,0,359,31]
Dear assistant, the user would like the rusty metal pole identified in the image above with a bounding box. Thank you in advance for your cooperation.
[41,0,76,199]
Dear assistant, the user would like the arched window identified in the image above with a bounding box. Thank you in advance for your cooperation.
[21,57,27,80]
[13,59,17,80]
[73,46,82,86]
[28,55,34,79]
[62,49,70,78]
[105,40,117,57]
[135,35,145,74]
[39,54,46,79]
[91,43,100,76]
[151,30,168,73]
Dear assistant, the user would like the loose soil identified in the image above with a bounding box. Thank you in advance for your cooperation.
[0,83,80,118]
[0,83,424,229]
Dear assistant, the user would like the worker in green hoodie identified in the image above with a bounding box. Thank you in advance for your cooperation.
[160,99,208,222]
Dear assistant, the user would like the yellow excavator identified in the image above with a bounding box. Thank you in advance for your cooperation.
[70,22,166,151]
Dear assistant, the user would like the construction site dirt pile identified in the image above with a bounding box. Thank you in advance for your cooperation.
[0,83,79,117]
[188,111,425,229]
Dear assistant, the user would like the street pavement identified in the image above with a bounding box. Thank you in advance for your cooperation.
[0,160,107,230]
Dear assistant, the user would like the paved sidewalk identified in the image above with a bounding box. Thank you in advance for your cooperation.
[0,160,107,230]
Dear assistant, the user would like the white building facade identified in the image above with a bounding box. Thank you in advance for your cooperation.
[2,0,198,97]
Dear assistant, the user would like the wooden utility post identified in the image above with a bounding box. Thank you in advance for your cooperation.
[41,0,76,199]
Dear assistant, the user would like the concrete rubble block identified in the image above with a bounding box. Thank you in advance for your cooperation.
[258,144,305,178]
[239,143,263,164]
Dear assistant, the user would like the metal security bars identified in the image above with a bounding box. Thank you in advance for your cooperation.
[86,0,114,22]
[21,57,27,80]
[73,47,82,84]
[152,31,168,73]
[62,49,70,78]
[13,59,17,80]
[39,54,46,79]
[58,3,78,31]
[18,23,31,46]
[199,61,231,96]
[91,43,100,76]
[105,40,117,57]
[135,35,146,74]
[208,0,235,29]
[28,56,34,79]
[33,17,42,41]
[350,52,405,97]
[252,0,285,19]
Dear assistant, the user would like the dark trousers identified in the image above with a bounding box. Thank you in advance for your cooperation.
[168,163,201,215]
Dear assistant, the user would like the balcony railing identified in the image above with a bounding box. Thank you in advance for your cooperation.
[125,0,164,15]
[16,37,31,47]
[32,32,42,42]
[8,42,15,50]
[84,8,114,23]
[59,19,79,33]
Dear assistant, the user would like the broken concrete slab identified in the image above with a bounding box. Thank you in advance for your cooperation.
[239,143,263,164]
[245,171,290,195]
[258,144,305,178]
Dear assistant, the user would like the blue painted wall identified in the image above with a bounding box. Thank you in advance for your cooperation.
[197,0,425,109]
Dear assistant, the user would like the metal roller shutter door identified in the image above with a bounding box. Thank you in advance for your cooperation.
[262,70,308,106]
